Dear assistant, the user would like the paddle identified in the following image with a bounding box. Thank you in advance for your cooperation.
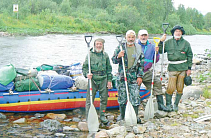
[116,35,137,126]
[85,35,99,133]
[144,37,160,120]
[160,23,169,82]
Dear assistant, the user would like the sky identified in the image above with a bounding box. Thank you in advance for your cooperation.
[173,0,211,15]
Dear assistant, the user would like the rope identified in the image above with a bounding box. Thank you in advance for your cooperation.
[30,77,42,92]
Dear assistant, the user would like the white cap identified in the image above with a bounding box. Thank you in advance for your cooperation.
[138,30,148,36]
[126,30,136,37]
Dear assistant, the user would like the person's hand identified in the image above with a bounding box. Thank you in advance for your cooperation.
[107,81,112,89]
[87,73,93,79]
[137,77,142,86]
[117,50,124,58]
[186,70,191,76]
[160,34,166,42]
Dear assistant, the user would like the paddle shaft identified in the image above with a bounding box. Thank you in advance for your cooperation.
[85,36,93,105]
[160,23,169,81]
[143,38,160,120]
[120,46,130,101]
[116,36,130,101]
[116,35,137,125]
[151,37,160,96]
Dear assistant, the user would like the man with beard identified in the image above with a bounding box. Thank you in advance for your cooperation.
[82,38,112,124]
[137,29,168,111]
[159,25,193,112]
[112,30,144,123]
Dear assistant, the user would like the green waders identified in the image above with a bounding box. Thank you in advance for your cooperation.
[86,79,108,124]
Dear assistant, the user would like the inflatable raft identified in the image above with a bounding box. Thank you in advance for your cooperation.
[0,87,149,112]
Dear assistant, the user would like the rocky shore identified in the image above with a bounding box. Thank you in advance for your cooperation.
[0,32,11,37]
[0,52,211,138]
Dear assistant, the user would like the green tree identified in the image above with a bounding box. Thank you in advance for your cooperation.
[70,0,82,8]
[114,3,140,29]
[0,0,13,14]
[59,0,71,15]
[204,12,211,30]
[166,13,181,29]
[28,0,58,14]
[186,8,204,30]
[162,0,174,21]
[177,4,188,24]
[52,0,63,5]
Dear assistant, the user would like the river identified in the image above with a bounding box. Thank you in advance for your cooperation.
[0,34,211,71]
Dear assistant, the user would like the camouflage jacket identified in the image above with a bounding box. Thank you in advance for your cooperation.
[82,48,112,82]
[112,43,144,83]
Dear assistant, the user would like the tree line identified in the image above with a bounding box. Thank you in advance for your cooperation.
[0,0,210,35]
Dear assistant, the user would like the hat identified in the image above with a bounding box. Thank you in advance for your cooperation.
[170,25,185,36]
[138,30,148,36]
[126,30,136,37]
[94,38,105,44]
[184,76,192,86]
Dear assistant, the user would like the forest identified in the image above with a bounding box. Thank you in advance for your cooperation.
[0,0,211,35]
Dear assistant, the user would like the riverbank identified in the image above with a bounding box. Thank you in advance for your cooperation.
[1,13,211,36]
[0,51,211,137]
[0,13,123,36]
[1,30,211,37]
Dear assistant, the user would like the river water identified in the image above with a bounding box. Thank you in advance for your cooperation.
[0,34,211,72]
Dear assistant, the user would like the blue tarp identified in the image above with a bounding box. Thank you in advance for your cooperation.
[38,75,73,90]
[0,82,14,91]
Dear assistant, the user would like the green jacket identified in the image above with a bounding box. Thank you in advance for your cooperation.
[158,37,193,71]
[82,48,112,82]
[112,43,144,83]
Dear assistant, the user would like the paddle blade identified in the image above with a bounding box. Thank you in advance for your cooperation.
[144,96,154,120]
[87,104,99,133]
[125,102,137,126]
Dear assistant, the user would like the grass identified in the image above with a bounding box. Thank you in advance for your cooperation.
[170,122,180,126]
[202,87,211,99]
[182,113,199,118]
[206,101,211,108]
[0,13,122,36]
[1,13,211,36]
[194,110,204,114]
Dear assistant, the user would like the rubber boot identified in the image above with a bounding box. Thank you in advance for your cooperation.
[100,110,108,124]
[173,93,182,112]
[133,106,141,124]
[165,93,173,112]
[118,104,126,121]
[156,95,168,112]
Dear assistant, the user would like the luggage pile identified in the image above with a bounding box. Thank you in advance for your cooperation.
[0,63,87,92]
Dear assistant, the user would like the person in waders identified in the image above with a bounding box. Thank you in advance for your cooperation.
[112,30,144,123]
[159,25,193,112]
[82,38,112,124]
[137,29,168,112]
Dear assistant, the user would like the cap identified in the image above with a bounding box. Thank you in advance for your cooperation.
[138,30,148,36]
[170,25,185,36]
[126,30,136,37]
